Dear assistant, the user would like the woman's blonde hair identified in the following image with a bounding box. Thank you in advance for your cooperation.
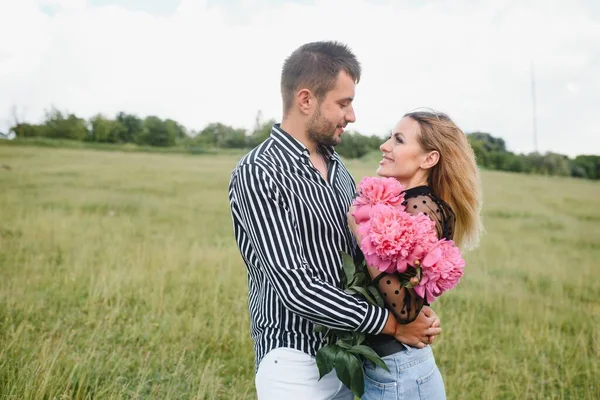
[405,110,484,251]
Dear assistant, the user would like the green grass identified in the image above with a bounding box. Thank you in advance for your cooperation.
[0,137,249,157]
[0,145,599,399]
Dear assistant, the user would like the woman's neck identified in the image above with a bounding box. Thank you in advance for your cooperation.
[400,177,428,190]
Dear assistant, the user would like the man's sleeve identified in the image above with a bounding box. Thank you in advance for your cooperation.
[230,163,389,334]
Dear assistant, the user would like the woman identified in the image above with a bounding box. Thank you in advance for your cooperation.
[348,110,483,399]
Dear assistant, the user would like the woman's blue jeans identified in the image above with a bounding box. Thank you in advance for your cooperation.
[362,344,446,400]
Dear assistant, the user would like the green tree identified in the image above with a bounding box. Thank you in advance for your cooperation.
[196,122,246,148]
[501,153,526,173]
[195,123,219,146]
[336,131,379,159]
[521,152,544,174]
[43,107,87,140]
[10,123,47,138]
[220,127,247,148]
[247,118,276,148]
[540,152,571,176]
[572,155,600,180]
[140,116,176,147]
[468,139,489,167]
[88,114,120,143]
[165,119,188,140]
[114,112,143,143]
[467,132,507,153]
[367,134,385,150]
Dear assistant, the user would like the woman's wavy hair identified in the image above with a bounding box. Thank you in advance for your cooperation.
[405,109,484,251]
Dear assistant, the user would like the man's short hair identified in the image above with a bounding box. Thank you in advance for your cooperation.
[281,41,361,115]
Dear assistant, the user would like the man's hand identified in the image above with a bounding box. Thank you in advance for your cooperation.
[393,306,442,348]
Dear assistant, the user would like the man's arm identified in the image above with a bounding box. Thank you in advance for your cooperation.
[230,163,389,334]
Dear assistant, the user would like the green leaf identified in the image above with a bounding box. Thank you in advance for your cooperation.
[368,285,385,307]
[351,332,365,346]
[325,329,348,342]
[348,285,375,303]
[355,259,368,272]
[334,350,365,398]
[353,271,369,286]
[335,330,354,341]
[336,338,353,350]
[341,252,356,287]
[315,344,339,380]
[314,324,329,334]
[348,345,390,372]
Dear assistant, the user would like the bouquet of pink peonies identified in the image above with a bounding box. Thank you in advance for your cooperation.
[351,176,465,303]
[314,177,465,398]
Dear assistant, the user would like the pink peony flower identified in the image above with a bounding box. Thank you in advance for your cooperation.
[352,204,373,224]
[352,177,405,224]
[414,239,465,303]
[357,204,438,273]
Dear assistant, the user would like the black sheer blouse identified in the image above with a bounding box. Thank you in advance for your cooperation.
[369,185,456,324]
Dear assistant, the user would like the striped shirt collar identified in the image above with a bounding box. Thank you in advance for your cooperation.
[270,123,339,163]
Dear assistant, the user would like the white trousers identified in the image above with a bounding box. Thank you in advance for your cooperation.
[255,347,353,400]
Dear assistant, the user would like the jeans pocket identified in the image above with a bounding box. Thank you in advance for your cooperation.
[363,359,398,400]
[416,363,446,400]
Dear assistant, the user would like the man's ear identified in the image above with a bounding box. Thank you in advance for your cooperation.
[296,89,314,116]
[421,150,440,170]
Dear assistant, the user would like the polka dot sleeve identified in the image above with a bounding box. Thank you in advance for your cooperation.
[369,192,453,324]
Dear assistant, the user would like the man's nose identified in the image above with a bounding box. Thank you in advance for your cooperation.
[346,106,356,123]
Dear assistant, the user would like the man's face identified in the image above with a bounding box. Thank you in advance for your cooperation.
[307,71,357,147]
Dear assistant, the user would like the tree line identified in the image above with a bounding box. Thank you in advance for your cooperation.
[467,132,599,180]
[4,107,599,180]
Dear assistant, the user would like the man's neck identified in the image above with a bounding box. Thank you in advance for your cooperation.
[280,118,318,154]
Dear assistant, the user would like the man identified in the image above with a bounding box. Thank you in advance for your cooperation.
[228,41,441,399]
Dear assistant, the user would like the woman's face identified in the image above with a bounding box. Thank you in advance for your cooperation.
[377,117,429,185]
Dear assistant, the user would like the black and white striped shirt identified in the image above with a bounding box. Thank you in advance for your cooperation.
[228,124,389,371]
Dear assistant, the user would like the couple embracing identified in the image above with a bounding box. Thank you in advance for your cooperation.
[228,41,483,400]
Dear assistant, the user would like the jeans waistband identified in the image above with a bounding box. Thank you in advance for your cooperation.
[370,339,407,358]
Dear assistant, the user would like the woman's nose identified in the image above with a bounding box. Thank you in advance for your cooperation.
[380,138,391,152]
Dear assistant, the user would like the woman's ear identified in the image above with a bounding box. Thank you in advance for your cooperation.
[421,150,440,170]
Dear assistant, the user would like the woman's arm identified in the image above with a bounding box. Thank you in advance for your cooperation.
[367,265,425,323]
[348,194,447,325]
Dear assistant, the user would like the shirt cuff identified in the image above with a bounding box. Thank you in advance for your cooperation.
[357,305,390,335]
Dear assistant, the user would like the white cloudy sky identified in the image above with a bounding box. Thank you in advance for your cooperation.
[1,0,599,156]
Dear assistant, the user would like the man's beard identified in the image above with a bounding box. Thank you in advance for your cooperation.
[307,107,341,147]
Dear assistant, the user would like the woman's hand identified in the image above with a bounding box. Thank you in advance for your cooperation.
[422,306,441,344]
[393,306,442,348]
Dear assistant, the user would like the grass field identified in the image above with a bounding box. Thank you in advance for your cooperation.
[1,145,599,399]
